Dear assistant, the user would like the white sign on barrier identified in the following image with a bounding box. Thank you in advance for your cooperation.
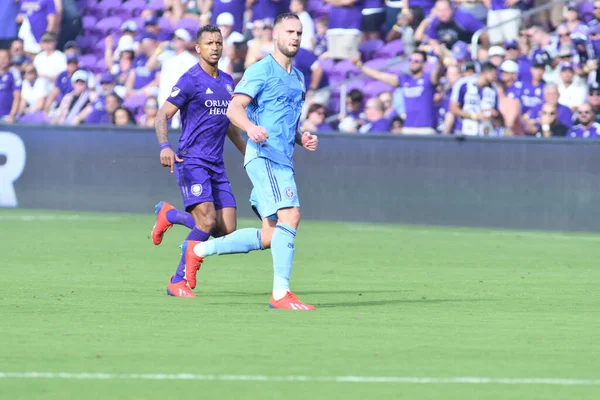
[0,132,26,207]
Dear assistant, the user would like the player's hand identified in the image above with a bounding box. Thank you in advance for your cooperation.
[160,147,183,173]
[301,132,318,151]
[247,125,268,143]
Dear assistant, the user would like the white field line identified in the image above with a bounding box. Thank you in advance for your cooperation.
[0,215,123,222]
[2,214,600,241]
[0,372,599,385]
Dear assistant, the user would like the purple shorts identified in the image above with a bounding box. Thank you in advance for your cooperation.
[174,159,237,211]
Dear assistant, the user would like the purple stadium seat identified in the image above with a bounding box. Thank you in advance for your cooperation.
[327,60,361,89]
[95,57,107,74]
[77,35,96,52]
[18,111,47,124]
[124,94,149,115]
[122,0,147,18]
[82,15,98,33]
[96,16,123,36]
[78,54,98,69]
[374,39,405,59]
[359,39,384,62]
[98,0,123,17]
[173,17,200,36]
[146,1,166,11]
[363,81,395,99]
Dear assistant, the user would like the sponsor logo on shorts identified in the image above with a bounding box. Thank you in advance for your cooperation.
[284,187,295,200]
[170,86,180,97]
[191,184,202,196]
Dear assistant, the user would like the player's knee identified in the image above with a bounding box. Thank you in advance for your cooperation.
[278,207,301,229]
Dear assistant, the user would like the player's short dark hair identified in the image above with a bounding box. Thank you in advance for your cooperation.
[274,12,300,27]
[480,61,497,72]
[197,25,222,40]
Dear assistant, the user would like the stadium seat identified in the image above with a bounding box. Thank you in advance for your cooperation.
[98,0,123,17]
[363,80,395,99]
[96,16,124,36]
[122,0,147,18]
[359,39,384,62]
[78,54,98,70]
[82,15,99,34]
[374,39,405,59]
[173,17,201,36]
[580,2,594,23]
[124,94,149,115]
[146,1,166,12]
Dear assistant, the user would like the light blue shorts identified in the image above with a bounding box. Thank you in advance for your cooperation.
[245,157,300,220]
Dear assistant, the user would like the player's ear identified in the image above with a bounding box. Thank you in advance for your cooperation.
[194,44,201,55]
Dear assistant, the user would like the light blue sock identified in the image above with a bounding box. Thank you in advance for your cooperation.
[271,223,296,291]
[202,228,264,256]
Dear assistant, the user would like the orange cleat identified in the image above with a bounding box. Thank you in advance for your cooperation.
[151,201,175,245]
[269,292,315,310]
[182,240,203,289]
[166,276,196,297]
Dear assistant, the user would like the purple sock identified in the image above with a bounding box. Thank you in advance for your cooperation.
[166,209,195,229]
[171,227,211,283]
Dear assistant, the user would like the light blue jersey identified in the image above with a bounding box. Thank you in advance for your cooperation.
[234,55,306,169]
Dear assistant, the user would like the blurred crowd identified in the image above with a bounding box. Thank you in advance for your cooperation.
[1,0,600,138]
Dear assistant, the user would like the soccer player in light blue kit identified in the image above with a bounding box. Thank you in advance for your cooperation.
[181,12,319,310]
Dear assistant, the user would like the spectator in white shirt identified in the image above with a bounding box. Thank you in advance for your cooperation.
[558,62,587,112]
[33,31,66,82]
[18,62,51,115]
[290,0,315,50]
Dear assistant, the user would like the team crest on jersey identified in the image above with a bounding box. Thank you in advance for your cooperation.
[226,84,233,94]
[191,184,203,196]
[171,86,181,97]
[284,187,295,199]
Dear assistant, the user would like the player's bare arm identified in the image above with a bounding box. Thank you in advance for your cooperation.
[226,95,268,143]
[155,101,183,173]
[226,123,246,156]
[295,127,319,151]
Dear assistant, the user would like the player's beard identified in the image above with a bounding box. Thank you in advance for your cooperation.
[277,41,299,58]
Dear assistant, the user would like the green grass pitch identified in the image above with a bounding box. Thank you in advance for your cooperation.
[1,209,599,399]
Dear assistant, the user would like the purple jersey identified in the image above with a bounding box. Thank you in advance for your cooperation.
[132,55,157,89]
[527,103,573,128]
[364,0,383,9]
[251,0,281,21]
[0,1,19,39]
[85,96,110,124]
[54,70,73,103]
[519,80,544,113]
[19,0,56,43]
[292,48,327,90]
[368,118,390,133]
[0,71,20,117]
[212,0,245,33]
[328,0,364,30]
[167,64,234,165]
[490,0,512,10]
[425,10,484,47]
[568,123,600,138]
[397,72,436,128]
[506,81,522,100]
[409,0,435,15]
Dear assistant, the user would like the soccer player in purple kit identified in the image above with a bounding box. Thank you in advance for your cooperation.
[152,25,246,298]
[352,47,442,134]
